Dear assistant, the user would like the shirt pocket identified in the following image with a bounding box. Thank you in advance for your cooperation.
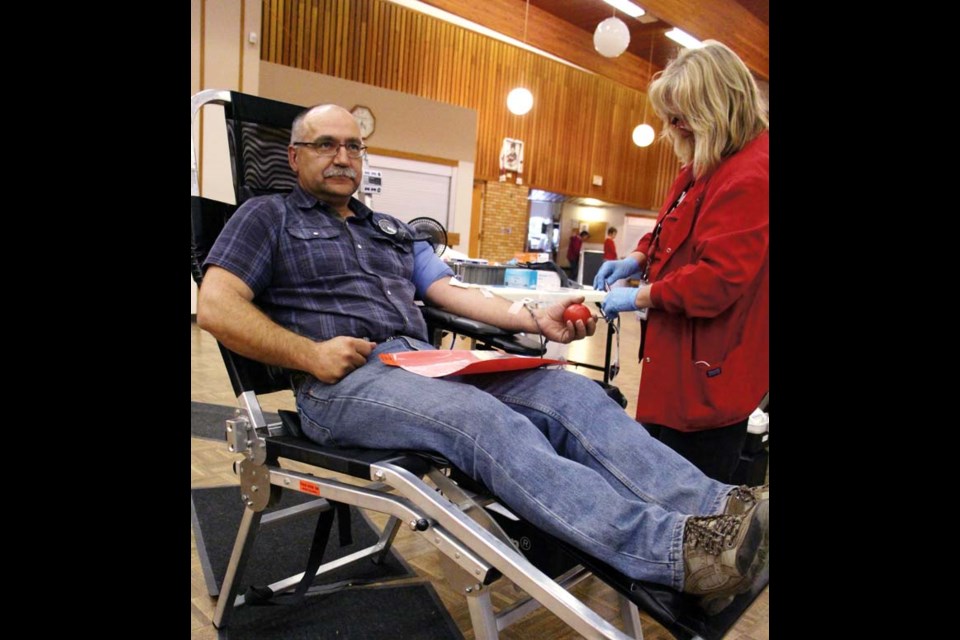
[284,225,349,280]
[367,233,415,278]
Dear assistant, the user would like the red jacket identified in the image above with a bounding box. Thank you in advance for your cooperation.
[566,234,583,262]
[603,238,617,260]
[634,132,768,431]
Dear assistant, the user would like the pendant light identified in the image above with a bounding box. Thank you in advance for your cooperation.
[632,34,656,147]
[507,0,534,115]
[594,18,630,58]
[594,5,630,59]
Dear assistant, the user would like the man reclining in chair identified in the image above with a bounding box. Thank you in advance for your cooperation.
[197,103,769,613]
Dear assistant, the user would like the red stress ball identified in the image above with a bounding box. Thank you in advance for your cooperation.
[562,303,593,324]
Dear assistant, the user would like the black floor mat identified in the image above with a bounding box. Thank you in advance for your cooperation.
[217,583,464,640]
[191,485,414,596]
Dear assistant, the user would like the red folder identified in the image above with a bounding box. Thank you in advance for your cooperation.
[379,350,564,378]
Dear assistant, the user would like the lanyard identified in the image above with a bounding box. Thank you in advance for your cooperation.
[639,181,693,283]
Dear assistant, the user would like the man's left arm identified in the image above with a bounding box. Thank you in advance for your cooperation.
[410,241,595,343]
[423,277,595,343]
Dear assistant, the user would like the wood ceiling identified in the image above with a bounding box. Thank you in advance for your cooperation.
[417,0,768,95]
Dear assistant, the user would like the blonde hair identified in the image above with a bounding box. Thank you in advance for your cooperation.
[648,40,768,178]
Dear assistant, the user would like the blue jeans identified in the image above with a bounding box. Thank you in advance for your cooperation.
[297,336,733,590]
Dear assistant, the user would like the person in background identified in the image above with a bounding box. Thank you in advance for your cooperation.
[594,41,769,484]
[603,227,618,261]
[566,229,589,281]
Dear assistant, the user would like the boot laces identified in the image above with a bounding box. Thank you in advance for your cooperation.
[730,485,759,508]
[685,514,745,555]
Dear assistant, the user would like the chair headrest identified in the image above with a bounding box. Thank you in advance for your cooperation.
[223,92,306,206]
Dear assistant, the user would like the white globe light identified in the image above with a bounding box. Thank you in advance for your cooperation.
[632,124,655,147]
[507,87,534,115]
[593,17,630,58]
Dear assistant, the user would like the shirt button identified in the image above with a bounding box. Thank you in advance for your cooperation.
[357,244,362,249]
[644,357,651,363]
[665,247,671,253]
[387,290,392,295]
[312,231,319,236]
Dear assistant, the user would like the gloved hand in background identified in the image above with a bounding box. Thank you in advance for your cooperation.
[601,287,640,321]
[593,257,641,291]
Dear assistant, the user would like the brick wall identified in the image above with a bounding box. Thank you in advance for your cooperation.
[480,180,530,264]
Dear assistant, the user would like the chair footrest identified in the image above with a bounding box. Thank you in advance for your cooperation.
[555,536,769,640]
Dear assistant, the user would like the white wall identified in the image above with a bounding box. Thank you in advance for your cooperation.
[622,214,658,258]
[191,0,262,314]
[365,154,453,228]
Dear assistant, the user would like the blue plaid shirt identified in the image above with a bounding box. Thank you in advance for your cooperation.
[203,185,453,343]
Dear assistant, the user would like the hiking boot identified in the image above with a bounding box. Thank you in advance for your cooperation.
[682,506,762,609]
[725,485,769,579]
[725,485,768,516]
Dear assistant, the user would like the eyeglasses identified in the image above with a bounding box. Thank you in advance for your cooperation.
[292,139,367,158]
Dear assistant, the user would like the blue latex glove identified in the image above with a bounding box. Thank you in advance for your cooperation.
[601,287,640,321]
[593,257,641,291]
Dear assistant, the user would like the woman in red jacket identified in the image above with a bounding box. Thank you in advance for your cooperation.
[594,41,768,483]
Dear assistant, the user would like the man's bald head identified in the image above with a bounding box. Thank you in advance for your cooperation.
[290,104,359,145]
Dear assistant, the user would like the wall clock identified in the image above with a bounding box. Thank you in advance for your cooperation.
[350,105,376,139]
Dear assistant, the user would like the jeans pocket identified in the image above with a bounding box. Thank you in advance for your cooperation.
[377,335,431,353]
[298,407,339,446]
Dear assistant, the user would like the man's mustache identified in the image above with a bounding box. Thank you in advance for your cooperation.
[323,167,358,179]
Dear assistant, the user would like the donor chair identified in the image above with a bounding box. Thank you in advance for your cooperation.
[190,89,767,640]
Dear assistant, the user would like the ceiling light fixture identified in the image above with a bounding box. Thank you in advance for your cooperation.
[664,28,703,49]
[632,124,655,147]
[507,87,533,115]
[594,2,632,60]
[507,0,534,115]
[601,0,645,19]
[632,35,656,147]
[594,16,630,58]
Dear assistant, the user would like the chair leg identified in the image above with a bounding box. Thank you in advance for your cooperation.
[370,515,403,564]
[466,589,500,640]
[618,593,644,639]
[213,505,263,629]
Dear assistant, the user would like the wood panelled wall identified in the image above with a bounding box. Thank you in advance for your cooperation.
[260,0,679,209]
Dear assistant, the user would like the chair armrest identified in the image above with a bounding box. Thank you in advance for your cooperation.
[420,306,515,338]
[420,306,546,356]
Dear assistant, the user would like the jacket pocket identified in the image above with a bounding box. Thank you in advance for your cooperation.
[690,309,743,368]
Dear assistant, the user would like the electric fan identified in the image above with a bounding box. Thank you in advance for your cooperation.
[408,217,448,257]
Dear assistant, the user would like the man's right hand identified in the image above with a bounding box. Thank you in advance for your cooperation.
[313,337,377,383]
[593,257,641,291]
